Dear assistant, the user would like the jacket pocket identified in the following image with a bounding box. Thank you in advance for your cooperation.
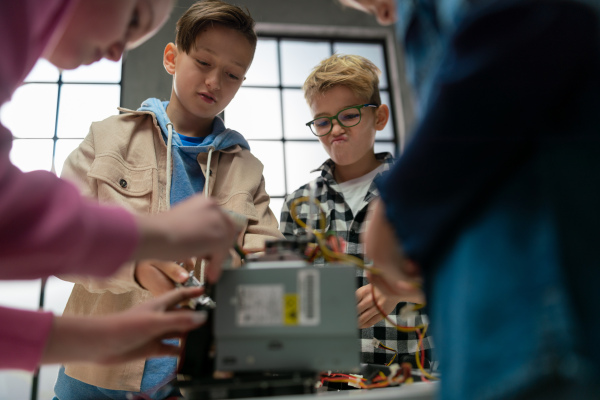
[88,154,155,214]
[214,191,259,223]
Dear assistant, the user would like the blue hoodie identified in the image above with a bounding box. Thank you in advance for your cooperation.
[138,98,250,206]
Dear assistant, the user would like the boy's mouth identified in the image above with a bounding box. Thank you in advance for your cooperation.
[199,92,216,104]
[331,136,347,144]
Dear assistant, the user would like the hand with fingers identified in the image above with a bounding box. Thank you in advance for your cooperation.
[133,195,240,284]
[41,287,208,365]
[362,199,425,301]
[356,283,405,328]
[135,258,196,297]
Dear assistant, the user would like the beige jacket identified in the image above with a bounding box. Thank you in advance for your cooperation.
[59,108,283,391]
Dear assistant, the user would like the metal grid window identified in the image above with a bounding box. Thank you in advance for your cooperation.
[0,58,123,400]
[225,31,403,222]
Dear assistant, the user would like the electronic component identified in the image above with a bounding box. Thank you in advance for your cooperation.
[176,240,360,399]
[213,262,359,373]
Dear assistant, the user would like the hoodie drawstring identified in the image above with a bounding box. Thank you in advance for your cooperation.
[199,147,214,285]
[205,147,214,198]
[166,122,174,209]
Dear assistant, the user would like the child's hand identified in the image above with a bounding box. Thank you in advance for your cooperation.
[41,287,208,365]
[133,195,238,284]
[362,199,425,299]
[356,283,405,328]
[135,258,195,297]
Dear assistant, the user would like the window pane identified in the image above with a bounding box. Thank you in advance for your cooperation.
[378,91,394,140]
[0,83,58,138]
[10,139,54,172]
[284,141,329,193]
[248,140,285,197]
[0,371,32,400]
[270,197,285,226]
[0,280,41,310]
[225,88,281,140]
[280,40,330,87]
[375,141,396,157]
[24,59,60,83]
[43,276,74,316]
[333,42,388,88]
[244,39,279,87]
[57,84,120,138]
[38,365,60,400]
[282,89,314,140]
[55,138,84,177]
[61,58,122,83]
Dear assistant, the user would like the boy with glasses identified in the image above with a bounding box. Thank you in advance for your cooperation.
[53,1,283,399]
[280,54,432,368]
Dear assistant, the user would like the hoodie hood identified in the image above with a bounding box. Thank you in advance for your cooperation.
[137,98,250,152]
[136,98,251,207]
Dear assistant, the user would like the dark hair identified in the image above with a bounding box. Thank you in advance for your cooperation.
[175,0,257,54]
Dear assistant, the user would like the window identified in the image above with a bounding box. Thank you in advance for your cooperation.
[0,58,122,400]
[224,25,405,222]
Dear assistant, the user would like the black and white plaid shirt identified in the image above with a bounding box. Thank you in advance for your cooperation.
[280,153,433,365]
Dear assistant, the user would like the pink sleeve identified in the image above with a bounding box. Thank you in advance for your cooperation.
[0,307,53,371]
[0,125,139,279]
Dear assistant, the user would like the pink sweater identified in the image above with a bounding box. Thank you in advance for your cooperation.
[0,0,139,371]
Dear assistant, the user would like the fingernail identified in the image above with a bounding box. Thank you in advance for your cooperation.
[192,310,207,325]
[179,272,189,282]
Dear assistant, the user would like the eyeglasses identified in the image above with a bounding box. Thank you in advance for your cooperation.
[306,104,378,137]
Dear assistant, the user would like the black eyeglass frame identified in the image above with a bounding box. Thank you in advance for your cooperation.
[305,103,379,137]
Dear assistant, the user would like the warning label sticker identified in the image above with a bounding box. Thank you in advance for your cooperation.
[283,294,298,325]
[236,284,284,326]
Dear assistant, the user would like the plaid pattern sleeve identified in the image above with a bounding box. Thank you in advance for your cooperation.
[280,153,433,365]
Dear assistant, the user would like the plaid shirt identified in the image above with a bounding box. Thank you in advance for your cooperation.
[280,153,433,365]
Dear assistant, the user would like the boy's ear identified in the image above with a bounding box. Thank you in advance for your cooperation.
[375,104,390,131]
[163,43,178,75]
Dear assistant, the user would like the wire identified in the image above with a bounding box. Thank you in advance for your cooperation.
[369,283,438,382]
[234,243,247,260]
[289,196,379,274]
[415,325,438,381]
[369,283,425,333]
[291,196,438,383]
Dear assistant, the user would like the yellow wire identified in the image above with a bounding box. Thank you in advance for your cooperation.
[414,325,438,381]
[291,196,437,382]
[386,352,398,366]
[289,196,380,274]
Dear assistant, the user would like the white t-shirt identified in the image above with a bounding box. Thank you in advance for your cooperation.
[337,164,385,216]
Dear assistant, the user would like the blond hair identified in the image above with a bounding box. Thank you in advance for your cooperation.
[176,0,257,54]
[303,54,381,106]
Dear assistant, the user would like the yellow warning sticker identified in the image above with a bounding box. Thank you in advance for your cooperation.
[283,294,298,325]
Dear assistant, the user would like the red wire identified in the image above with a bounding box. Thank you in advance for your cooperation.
[369,283,419,331]
[369,283,429,374]
[416,328,428,382]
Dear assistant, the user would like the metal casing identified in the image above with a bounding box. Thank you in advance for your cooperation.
[214,263,359,373]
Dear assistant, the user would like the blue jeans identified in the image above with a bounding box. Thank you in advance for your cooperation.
[426,148,600,399]
[53,355,179,400]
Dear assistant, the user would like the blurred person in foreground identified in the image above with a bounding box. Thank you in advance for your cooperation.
[0,0,238,373]
[340,0,600,399]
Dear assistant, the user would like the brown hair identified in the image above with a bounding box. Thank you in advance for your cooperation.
[175,0,257,54]
[303,54,381,106]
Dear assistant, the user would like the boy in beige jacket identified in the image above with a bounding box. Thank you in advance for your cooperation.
[53,1,283,399]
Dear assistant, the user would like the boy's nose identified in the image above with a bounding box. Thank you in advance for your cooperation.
[331,120,345,136]
[206,71,221,91]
